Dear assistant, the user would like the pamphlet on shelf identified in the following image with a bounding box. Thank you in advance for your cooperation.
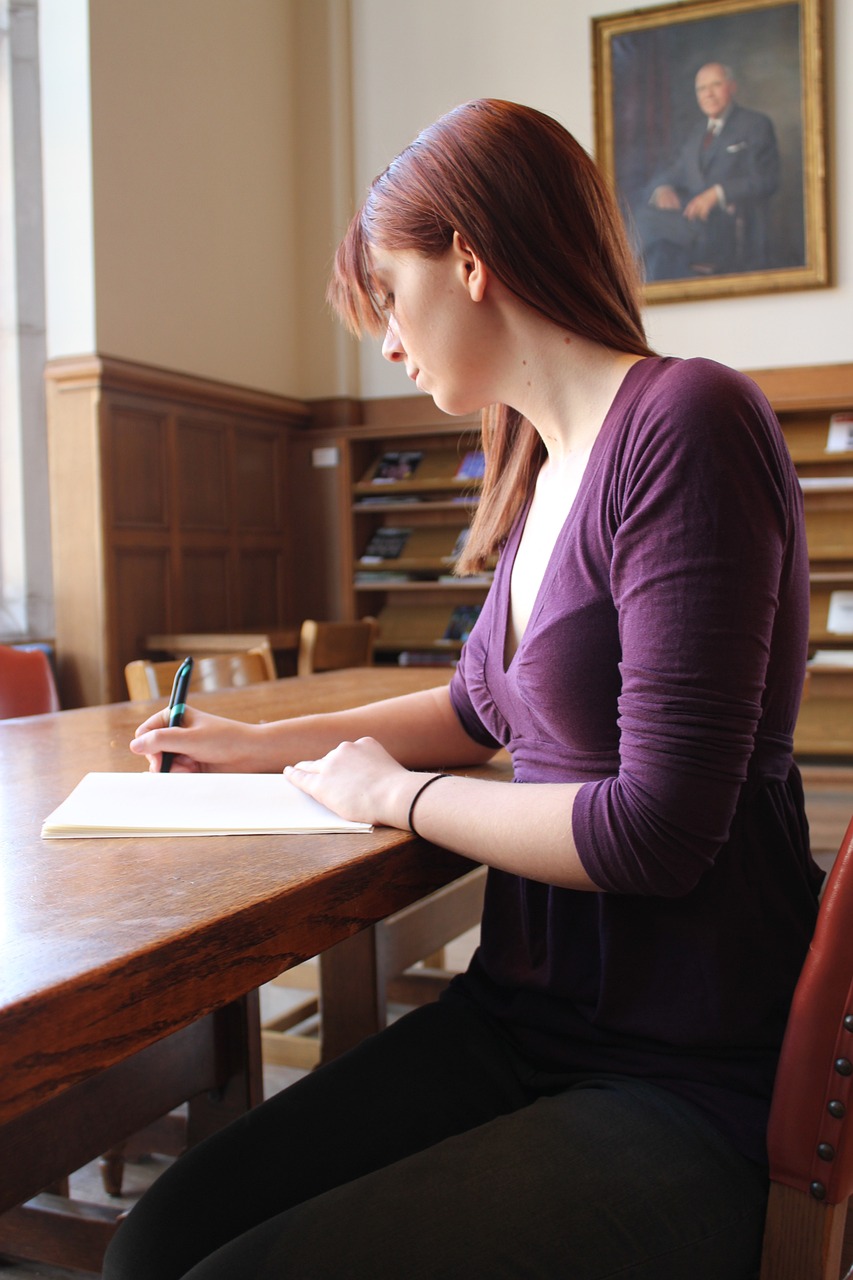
[437,573,493,584]
[370,451,423,483]
[41,772,372,838]
[440,604,483,643]
[354,571,412,584]
[799,476,853,490]
[826,413,853,454]
[454,450,485,480]
[808,650,853,668]
[450,528,470,558]
[360,527,412,561]
[826,591,853,636]
[356,495,421,506]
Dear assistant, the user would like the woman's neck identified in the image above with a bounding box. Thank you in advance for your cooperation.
[500,318,645,462]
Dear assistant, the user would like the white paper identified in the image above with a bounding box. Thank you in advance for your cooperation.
[41,772,372,838]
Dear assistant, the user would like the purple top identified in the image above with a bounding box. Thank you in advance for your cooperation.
[449,357,823,1165]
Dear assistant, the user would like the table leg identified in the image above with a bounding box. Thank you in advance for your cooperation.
[0,991,262,1274]
[319,929,383,1063]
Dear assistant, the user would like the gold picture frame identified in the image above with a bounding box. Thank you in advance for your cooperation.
[592,0,829,303]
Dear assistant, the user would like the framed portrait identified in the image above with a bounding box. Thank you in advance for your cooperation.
[592,0,829,303]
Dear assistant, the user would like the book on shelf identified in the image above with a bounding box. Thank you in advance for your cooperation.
[360,526,412,561]
[370,450,423,484]
[454,450,485,480]
[41,772,372,838]
[440,603,483,643]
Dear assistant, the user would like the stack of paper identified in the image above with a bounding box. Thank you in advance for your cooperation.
[41,772,372,838]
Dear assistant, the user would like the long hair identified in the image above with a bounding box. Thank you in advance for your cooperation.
[328,99,655,572]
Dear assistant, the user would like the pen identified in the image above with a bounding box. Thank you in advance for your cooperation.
[161,655,194,773]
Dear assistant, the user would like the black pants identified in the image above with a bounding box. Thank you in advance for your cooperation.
[103,992,768,1279]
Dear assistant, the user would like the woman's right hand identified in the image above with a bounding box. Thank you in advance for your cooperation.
[130,705,264,773]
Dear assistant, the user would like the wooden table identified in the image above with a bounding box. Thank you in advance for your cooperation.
[0,667,493,1270]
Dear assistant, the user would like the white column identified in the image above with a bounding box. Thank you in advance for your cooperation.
[0,0,53,637]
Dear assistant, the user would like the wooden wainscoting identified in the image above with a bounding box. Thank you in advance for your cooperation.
[46,356,310,707]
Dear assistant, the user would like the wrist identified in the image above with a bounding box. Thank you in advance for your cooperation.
[406,772,450,837]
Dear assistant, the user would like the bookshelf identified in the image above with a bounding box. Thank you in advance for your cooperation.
[746,364,853,759]
[348,428,490,663]
[304,365,853,754]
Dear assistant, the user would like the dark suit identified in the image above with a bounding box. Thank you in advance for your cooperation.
[636,102,780,281]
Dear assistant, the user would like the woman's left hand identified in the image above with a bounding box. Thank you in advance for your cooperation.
[285,736,417,829]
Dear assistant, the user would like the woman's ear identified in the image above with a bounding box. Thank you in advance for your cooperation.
[452,231,488,302]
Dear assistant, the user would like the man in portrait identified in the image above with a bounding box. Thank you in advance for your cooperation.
[634,62,780,281]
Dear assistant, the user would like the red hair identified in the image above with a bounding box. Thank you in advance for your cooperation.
[328,99,655,572]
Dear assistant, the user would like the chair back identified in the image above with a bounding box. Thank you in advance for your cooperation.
[125,641,276,701]
[0,645,60,718]
[297,618,378,677]
[143,632,274,661]
[760,814,853,1278]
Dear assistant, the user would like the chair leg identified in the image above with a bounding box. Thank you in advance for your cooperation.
[99,1148,126,1197]
[841,1199,853,1278]
[760,1183,848,1280]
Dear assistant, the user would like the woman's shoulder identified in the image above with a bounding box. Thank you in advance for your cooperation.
[624,356,777,439]
[633,355,764,403]
[608,355,787,489]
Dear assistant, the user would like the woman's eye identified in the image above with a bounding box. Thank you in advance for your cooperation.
[382,292,395,313]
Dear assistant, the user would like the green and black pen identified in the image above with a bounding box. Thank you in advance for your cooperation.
[161,655,194,773]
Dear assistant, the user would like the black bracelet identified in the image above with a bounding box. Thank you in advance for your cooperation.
[407,773,450,837]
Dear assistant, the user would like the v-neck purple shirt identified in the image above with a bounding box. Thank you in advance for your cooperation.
[448,357,822,1164]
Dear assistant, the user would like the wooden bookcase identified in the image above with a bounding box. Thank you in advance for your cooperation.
[293,397,487,665]
[308,364,853,755]
[346,419,489,664]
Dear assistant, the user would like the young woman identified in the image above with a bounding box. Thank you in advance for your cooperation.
[104,99,822,1280]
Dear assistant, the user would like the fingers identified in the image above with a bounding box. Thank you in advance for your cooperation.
[130,713,197,771]
[133,707,171,739]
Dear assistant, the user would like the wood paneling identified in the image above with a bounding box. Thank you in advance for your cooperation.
[46,356,309,707]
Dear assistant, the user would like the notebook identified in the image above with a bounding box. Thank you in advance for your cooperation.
[41,771,372,838]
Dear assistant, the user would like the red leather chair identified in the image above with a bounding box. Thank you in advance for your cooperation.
[760,814,853,1279]
[0,644,60,717]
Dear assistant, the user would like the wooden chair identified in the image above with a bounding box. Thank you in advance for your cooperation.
[102,643,278,1195]
[263,615,486,1070]
[124,641,277,700]
[296,617,378,677]
[0,644,60,718]
[144,631,274,661]
[760,814,853,1279]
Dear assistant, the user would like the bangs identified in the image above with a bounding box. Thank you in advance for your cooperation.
[327,210,387,338]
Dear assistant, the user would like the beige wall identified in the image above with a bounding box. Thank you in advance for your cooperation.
[349,0,852,399]
[89,0,302,396]
[42,0,852,402]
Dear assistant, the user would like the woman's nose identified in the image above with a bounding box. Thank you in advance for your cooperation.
[381,317,405,363]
